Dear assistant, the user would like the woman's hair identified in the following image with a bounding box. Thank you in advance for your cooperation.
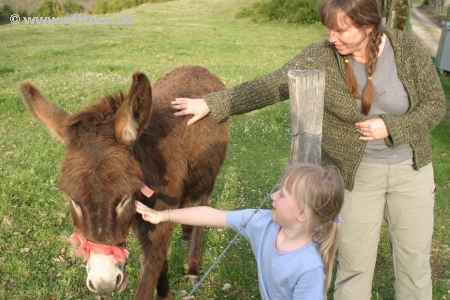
[319,0,384,115]
[281,163,345,292]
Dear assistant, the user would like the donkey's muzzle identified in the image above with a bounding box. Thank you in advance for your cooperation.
[85,252,126,293]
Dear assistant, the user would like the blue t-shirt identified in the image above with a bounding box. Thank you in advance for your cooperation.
[226,209,325,300]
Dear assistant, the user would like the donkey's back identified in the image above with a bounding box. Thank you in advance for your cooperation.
[132,65,229,299]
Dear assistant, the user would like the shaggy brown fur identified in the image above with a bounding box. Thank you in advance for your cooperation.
[20,65,229,299]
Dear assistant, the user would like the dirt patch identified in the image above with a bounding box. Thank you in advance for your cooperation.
[411,5,450,122]
[416,5,448,26]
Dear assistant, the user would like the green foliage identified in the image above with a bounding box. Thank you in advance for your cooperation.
[441,75,450,99]
[108,0,138,12]
[37,0,64,17]
[0,4,30,23]
[235,5,256,18]
[93,0,173,14]
[0,4,13,23]
[18,9,30,18]
[63,0,84,13]
[93,0,110,14]
[236,0,321,24]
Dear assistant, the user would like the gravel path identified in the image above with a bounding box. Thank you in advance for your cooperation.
[410,3,443,56]
[410,6,450,120]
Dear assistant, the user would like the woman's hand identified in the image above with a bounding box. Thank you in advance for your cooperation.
[135,201,167,224]
[355,118,389,141]
[171,98,210,125]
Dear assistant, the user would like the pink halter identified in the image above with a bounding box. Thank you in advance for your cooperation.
[70,232,129,263]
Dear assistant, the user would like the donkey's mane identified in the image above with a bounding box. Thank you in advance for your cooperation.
[65,92,126,127]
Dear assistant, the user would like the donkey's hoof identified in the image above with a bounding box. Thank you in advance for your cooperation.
[186,274,199,285]
[181,238,191,247]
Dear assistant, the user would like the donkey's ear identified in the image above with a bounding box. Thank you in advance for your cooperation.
[20,82,69,145]
[114,72,153,145]
[129,72,153,136]
[114,72,152,144]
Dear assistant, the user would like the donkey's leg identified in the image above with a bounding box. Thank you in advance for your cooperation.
[186,192,211,285]
[180,192,210,246]
[155,260,170,300]
[134,221,174,300]
[186,224,205,285]
[181,224,193,247]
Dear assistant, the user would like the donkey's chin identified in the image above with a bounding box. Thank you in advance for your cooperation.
[85,252,126,293]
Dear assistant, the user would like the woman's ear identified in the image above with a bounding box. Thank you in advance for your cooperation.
[365,26,374,35]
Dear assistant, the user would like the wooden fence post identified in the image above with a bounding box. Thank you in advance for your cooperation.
[288,69,325,165]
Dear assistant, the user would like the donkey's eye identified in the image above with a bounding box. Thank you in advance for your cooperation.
[71,199,79,207]
[116,196,133,215]
[119,196,132,208]
[71,199,82,216]
[116,196,132,215]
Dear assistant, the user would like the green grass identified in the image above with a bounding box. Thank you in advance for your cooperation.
[0,0,449,299]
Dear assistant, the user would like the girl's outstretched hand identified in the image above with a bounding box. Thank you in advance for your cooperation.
[135,201,167,224]
[171,98,210,125]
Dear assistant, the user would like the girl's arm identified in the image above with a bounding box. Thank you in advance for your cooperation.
[135,201,230,228]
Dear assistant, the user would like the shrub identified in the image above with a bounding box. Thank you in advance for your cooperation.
[107,0,137,12]
[235,5,256,19]
[93,0,174,14]
[64,0,84,13]
[0,4,14,24]
[94,0,110,14]
[236,0,321,24]
[37,0,64,17]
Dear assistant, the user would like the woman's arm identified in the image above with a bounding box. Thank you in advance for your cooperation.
[203,66,293,123]
[136,201,230,228]
[170,65,291,126]
[171,53,305,125]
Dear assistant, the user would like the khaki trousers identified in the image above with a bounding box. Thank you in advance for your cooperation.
[334,160,435,300]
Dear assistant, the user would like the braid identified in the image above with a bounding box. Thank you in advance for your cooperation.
[344,56,361,99]
[361,28,383,115]
[319,0,384,116]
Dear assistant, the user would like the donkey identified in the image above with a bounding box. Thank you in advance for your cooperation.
[20,65,229,299]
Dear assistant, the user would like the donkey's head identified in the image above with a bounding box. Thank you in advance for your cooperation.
[20,72,153,293]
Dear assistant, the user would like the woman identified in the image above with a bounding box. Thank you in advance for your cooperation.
[171,0,446,298]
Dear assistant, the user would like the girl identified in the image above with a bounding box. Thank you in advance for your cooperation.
[136,163,344,299]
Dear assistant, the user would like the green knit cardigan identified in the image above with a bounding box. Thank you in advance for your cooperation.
[204,27,446,190]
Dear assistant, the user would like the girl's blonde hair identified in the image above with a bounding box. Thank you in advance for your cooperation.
[281,163,344,292]
[319,0,383,116]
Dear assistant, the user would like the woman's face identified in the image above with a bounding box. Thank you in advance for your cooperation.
[327,11,371,60]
